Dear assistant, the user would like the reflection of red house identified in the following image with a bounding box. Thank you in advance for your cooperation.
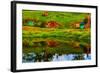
[46,40,58,47]
[45,21,59,28]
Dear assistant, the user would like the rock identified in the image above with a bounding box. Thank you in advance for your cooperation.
[42,11,48,16]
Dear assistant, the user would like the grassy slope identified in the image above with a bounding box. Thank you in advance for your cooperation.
[22,10,88,28]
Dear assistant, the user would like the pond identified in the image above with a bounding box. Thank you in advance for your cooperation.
[22,38,91,63]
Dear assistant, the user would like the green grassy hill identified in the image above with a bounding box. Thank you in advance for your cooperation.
[22,10,89,28]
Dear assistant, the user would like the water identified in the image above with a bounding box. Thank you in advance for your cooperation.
[22,38,91,63]
[23,53,91,63]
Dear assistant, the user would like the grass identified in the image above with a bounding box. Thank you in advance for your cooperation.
[22,10,89,28]
[22,26,90,44]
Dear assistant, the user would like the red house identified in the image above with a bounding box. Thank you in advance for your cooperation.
[45,21,59,28]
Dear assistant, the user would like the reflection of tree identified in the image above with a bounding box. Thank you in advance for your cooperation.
[31,52,53,62]
[83,47,91,58]
[23,48,54,62]
[42,47,53,61]
[34,53,43,62]
[80,44,91,58]
[23,53,36,62]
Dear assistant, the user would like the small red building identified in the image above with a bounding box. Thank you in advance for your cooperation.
[45,21,59,28]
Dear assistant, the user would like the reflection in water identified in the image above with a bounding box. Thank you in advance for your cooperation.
[22,38,91,63]
[23,53,91,63]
